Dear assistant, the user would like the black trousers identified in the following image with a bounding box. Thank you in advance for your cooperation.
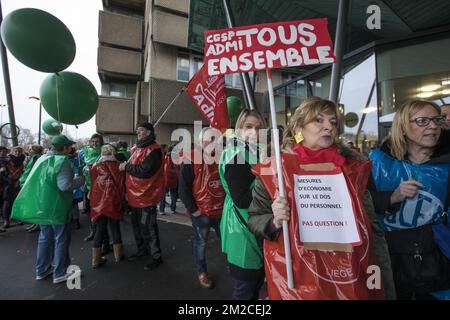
[130,206,162,260]
[1,200,12,224]
[231,275,264,300]
[93,215,122,248]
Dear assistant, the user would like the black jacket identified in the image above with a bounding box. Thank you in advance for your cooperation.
[125,136,162,179]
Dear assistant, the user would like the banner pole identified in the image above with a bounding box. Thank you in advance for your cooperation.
[266,68,294,289]
[154,87,186,127]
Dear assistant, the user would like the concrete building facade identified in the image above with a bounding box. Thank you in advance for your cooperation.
[96,0,287,146]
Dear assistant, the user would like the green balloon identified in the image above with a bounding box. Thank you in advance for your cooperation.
[227,96,242,118]
[42,118,63,136]
[39,72,99,125]
[1,8,76,72]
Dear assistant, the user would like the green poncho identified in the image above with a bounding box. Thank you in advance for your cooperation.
[12,154,73,225]
[219,136,263,270]
[82,145,101,191]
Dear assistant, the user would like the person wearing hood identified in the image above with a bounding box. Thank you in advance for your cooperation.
[2,146,25,228]
[89,144,126,268]
[119,122,165,270]
[368,100,450,300]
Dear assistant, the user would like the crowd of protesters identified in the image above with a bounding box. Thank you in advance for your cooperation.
[2,99,450,300]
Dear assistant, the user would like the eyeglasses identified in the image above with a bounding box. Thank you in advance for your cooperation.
[409,116,446,127]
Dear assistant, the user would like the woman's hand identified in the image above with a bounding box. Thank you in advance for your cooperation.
[118,162,127,172]
[390,179,424,204]
[272,196,290,229]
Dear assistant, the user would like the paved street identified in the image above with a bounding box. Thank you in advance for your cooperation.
[0,199,232,300]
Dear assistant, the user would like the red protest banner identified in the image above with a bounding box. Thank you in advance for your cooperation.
[186,64,229,131]
[204,18,335,76]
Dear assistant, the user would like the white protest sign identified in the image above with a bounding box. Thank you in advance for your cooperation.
[294,173,361,245]
[204,18,336,76]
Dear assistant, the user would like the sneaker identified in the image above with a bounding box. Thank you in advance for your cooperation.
[36,268,53,280]
[198,272,214,289]
[53,273,70,284]
[27,225,40,233]
[0,228,5,233]
[144,257,162,270]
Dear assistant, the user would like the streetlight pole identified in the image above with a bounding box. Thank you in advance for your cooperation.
[29,96,42,145]
[0,2,19,146]
[0,103,6,146]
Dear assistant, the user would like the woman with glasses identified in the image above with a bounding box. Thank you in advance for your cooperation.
[369,100,450,299]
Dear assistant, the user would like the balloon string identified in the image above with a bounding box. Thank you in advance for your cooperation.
[56,73,61,124]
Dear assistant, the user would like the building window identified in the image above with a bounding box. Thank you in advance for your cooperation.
[281,72,306,98]
[177,52,204,81]
[224,72,256,89]
[192,56,204,77]
[109,83,136,98]
[225,74,242,89]
[177,53,190,81]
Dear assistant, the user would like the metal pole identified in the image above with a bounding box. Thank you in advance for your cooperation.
[38,103,42,145]
[328,0,349,103]
[0,2,19,146]
[355,79,376,148]
[266,68,294,289]
[222,0,256,110]
[154,87,185,127]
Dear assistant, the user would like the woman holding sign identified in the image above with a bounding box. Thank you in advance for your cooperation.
[219,109,267,300]
[248,97,395,300]
[369,100,450,300]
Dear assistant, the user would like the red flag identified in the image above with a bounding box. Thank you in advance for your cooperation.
[186,65,229,131]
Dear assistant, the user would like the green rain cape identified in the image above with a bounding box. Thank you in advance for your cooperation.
[12,154,73,225]
[219,136,264,270]
[82,145,101,191]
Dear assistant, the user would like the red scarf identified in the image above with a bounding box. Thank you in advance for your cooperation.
[293,144,345,166]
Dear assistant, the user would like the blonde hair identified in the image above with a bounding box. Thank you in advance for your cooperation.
[101,144,116,156]
[282,97,339,149]
[389,100,440,160]
[234,109,267,136]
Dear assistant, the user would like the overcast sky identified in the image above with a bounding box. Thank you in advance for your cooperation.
[0,0,102,140]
